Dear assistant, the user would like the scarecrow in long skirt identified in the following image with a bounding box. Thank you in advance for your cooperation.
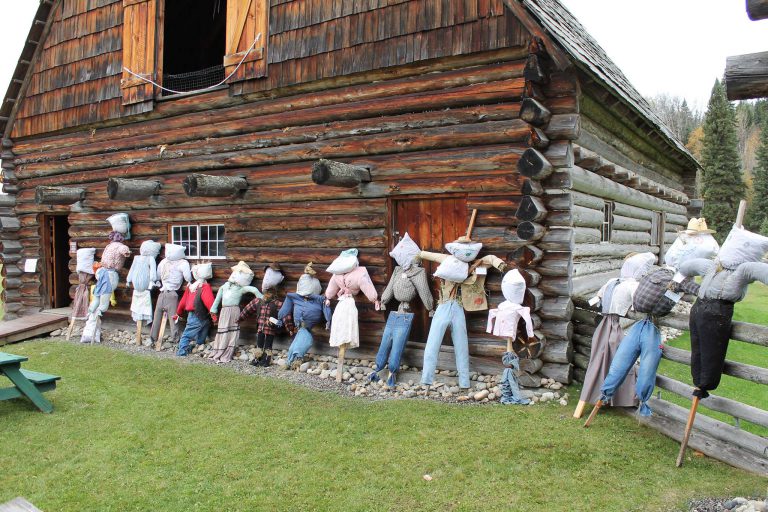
[208,261,262,363]
[575,252,656,417]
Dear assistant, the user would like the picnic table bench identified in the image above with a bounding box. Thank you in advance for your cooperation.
[0,352,60,413]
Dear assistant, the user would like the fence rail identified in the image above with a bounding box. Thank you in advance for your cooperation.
[572,301,768,475]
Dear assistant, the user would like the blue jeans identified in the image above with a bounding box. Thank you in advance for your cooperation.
[371,312,414,386]
[177,312,209,356]
[287,328,313,364]
[600,318,662,416]
[421,301,470,388]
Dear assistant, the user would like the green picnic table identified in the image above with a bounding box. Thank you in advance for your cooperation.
[0,352,60,413]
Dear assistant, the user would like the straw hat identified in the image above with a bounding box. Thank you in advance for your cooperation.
[682,217,715,234]
[304,262,316,276]
[454,235,473,243]
[230,261,253,275]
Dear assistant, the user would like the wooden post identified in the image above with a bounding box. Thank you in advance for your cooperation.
[135,320,143,345]
[183,174,248,197]
[676,396,700,467]
[336,344,347,382]
[65,318,77,340]
[465,209,478,239]
[736,199,747,227]
[34,186,86,205]
[311,159,371,187]
[107,178,161,200]
[155,314,167,351]
[573,400,587,419]
[583,399,603,427]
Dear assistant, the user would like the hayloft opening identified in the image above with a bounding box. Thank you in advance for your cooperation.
[162,0,227,94]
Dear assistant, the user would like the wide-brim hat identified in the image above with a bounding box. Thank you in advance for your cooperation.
[230,261,253,275]
[304,262,317,276]
[681,217,716,234]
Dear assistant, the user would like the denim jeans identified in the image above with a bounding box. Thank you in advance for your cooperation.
[421,301,470,389]
[600,318,662,416]
[372,312,414,385]
[177,312,210,356]
[287,328,313,364]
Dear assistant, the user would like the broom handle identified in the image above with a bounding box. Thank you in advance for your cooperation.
[465,209,478,239]
[735,199,747,228]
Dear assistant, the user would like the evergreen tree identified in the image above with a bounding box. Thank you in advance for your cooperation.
[700,80,746,241]
[746,122,768,231]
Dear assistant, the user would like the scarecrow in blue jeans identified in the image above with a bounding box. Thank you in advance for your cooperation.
[370,233,434,387]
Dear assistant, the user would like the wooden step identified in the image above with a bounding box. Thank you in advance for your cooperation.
[0,313,68,345]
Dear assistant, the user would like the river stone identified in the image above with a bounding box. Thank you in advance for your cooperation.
[474,389,490,401]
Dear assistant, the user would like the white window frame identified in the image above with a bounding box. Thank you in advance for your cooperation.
[601,201,614,243]
[169,223,226,260]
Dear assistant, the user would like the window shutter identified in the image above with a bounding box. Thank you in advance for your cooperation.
[224,0,268,83]
[121,0,157,109]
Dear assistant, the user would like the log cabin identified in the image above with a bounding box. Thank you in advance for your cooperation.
[0,0,700,384]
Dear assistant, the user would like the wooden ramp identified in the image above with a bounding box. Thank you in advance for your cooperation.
[0,312,68,346]
[0,497,43,512]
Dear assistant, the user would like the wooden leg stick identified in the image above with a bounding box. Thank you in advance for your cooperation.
[66,318,76,341]
[676,396,700,468]
[506,337,513,353]
[336,344,347,382]
[583,399,603,428]
[135,320,143,346]
[573,400,587,419]
[155,314,167,351]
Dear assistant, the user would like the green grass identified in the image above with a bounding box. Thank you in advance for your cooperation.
[658,283,768,435]
[1,341,765,512]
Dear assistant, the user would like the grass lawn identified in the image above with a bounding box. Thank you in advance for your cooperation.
[1,341,765,512]
[658,283,768,435]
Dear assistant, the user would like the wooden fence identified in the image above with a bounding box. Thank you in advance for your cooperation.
[572,300,768,476]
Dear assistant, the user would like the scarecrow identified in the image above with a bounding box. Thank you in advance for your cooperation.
[209,261,262,363]
[325,249,380,381]
[126,240,161,344]
[239,263,288,367]
[277,262,331,368]
[175,262,215,356]
[149,243,191,349]
[370,233,434,387]
[418,210,507,390]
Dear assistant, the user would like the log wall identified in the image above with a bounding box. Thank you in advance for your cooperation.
[2,47,578,382]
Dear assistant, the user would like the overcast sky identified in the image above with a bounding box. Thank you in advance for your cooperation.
[0,1,765,116]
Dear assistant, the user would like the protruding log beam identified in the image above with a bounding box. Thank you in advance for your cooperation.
[573,145,603,171]
[517,148,553,180]
[725,51,768,100]
[539,297,574,321]
[107,178,161,200]
[524,54,547,83]
[524,287,544,311]
[516,221,545,241]
[521,268,541,287]
[522,179,544,196]
[311,159,372,188]
[34,186,85,205]
[545,114,581,140]
[546,190,605,211]
[183,174,248,197]
[540,339,573,363]
[515,196,548,222]
[540,362,572,384]
[520,97,552,126]
[508,244,544,266]
[519,357,543,374]
[546,205,603,228]
[536,256,573,277]
[539,276,573,297]
[748,0,768,21]
[539,227,575,252]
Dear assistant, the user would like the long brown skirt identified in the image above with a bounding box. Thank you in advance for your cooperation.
[579,314,638,407]
[209,305,240,363]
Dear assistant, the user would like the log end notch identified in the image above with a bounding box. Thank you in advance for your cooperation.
[311,159,372,188]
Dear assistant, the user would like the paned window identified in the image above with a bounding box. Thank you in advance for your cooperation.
[601,201,614,243]
[170,224,226,259]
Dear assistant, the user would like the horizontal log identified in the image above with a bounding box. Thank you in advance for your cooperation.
[538,227,574,252]
[544,141,573,168]
[626,311,768,348]
[573,259,622,277]
[610,229,651,245]
[107,178,161,200]
[572,270,619,298]
[517,148,552,180]
[539,362,572,384]
[546,204,603,228]
[611,214,652,231]
[515,196,548,222]
[748,0,768,20]
[662,345,768,385]
[612,201,654,221]
[519,97,551,126]
[665,212,688,226]
[655,375,768,430]
[538,276,572,296]
[34,186,85,205]
[522,179,544,196]
[508,244,544,266]
[182,174,248,197]
[573,243,659,258]
[311,159,372,187]
[545,190,605,211]
[536,257,572,277]
[573,352,589,371]
[540,339,573,364]
[516,221,545,242]
[539,297,574,321]
[540,321,573,342]
[544,114,580,140]
[518,357,543,374]
[525,287,544,312]
[725,51,768,101]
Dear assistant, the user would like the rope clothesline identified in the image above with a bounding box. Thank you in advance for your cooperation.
[122,33,262,95]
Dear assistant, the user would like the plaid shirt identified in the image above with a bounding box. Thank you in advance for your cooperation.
[239,297,294,335]
[633,268,700,317]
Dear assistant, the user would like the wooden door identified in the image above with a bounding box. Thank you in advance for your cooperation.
[41,215,71,309]
[389,196,467,343]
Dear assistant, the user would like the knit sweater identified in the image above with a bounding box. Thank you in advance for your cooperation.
[381,266,434,313]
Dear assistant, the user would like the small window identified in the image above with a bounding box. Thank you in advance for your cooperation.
[601,201,614,243]
[170,224,226,259]
[651,212,665,247]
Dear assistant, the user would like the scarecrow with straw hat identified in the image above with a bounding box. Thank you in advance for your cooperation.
[208,261,262,363]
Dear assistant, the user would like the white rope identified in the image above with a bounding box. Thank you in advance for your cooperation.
[123,33,262,95]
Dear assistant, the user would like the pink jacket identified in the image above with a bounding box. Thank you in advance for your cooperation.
[486,302,534,338]
[325,266,378,302]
